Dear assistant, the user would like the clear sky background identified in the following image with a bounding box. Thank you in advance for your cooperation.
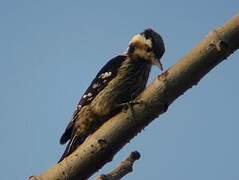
[0,1,238,180]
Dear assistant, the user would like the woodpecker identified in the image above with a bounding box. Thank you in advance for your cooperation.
[59,29,165,162]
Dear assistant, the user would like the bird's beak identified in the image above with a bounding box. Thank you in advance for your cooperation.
[153,58,163,71]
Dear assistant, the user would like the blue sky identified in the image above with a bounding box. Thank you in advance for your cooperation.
[0,1,238,179]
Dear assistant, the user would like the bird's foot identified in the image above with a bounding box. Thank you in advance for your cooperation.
[117,100,143,120]
[117,100,142,111]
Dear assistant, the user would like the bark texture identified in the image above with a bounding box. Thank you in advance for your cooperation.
[30,14,239,180]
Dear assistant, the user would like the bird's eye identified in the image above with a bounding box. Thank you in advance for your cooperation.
[146,47,152,52]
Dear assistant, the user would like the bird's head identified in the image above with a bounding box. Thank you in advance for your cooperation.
[127,29,165,70]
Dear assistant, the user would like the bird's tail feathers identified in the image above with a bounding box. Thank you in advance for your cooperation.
[60,121,74,144]
[58,135,85,163]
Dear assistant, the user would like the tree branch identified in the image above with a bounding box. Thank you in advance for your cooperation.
[30,14,239,180]
[96,151,140,180]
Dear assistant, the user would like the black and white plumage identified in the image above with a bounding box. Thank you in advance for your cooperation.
[59,56,125,145]
[59,29,165,162]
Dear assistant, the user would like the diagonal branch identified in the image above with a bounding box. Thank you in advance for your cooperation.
[30,14,239,180]
[96,151,140,180]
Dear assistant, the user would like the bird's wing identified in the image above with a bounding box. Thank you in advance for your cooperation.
[60,55,127,145]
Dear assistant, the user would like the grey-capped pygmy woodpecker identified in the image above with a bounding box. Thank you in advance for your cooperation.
[59,29,165,162]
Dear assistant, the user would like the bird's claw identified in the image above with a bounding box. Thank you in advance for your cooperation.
[117,100,142,111]
[117,100,143,120]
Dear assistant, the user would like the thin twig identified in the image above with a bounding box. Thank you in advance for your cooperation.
[96,151,140,180]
